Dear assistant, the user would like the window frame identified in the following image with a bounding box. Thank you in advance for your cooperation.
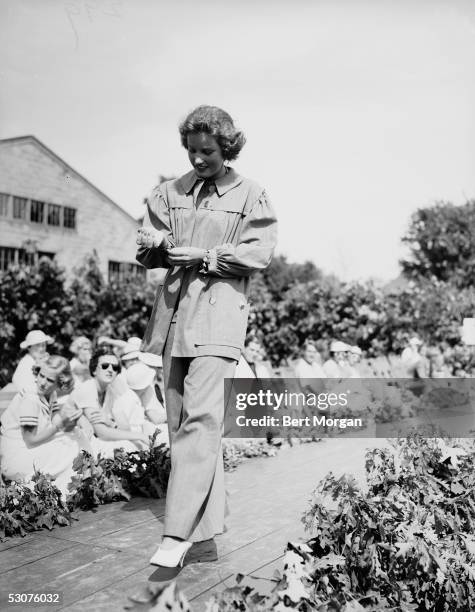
[63,206,77,229]
[30,200,45,224]
[47,203,62,226]
[13,196,27,220]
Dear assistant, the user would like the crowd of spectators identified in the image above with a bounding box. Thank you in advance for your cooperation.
[1,327,473,496]
[1,330,168,496]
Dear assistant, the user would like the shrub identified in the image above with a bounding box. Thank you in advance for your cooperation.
[202,435,475,611]
[0,471,73,540]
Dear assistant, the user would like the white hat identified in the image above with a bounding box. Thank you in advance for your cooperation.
[126,362,155,390]
[139,352,163,368]
[350,345,362,356]
[121,337,142,357]
[409,337,422,346]
[121,350,141,362]
[330,340,350,353]
[20,330,53,350]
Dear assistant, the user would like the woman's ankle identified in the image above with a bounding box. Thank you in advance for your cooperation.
[161,535,186,548]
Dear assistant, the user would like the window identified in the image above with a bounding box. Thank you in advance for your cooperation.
[47,203,61,226]
[30,200,45,223]
[108,261,121,281]
[0,193,8,216]
[13,197,27,219]
[108,261,146,282]
[0,247,55,270]
[63,206,77,229]
[0,247,18,271]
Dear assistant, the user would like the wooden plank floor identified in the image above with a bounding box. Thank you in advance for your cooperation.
[0,438,389,612]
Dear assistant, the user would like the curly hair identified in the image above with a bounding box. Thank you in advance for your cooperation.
[69,336,92,356]
[89,345,122,377]
[179,105,246,161]
[33,355,74,393]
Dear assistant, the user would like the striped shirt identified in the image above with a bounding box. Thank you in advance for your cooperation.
[0,391,58,440]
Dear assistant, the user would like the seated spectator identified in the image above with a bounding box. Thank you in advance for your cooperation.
[1,356,85,497]
[69,336,92,385]
[68,346,149,458]
[429,351,452,378]
[293,340,327,408]
[120,337,142,369]
[294,340,327,379]
[235,338,272,378]
[401,337,427,378]
[347,345,363,378]
[120,337,163,371]
[12,330,53,392]
[118,338,165,404]
[323,341,351,378]
[125,363,168,445]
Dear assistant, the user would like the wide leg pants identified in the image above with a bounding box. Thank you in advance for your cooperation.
[162,323,236,542]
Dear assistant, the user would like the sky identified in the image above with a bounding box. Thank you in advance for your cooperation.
[1,0,474,282]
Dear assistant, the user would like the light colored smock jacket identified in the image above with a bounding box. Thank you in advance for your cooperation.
[137,168,278,361]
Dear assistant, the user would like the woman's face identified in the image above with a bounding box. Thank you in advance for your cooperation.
[95,354,120,386]
[29,342,47,362]
[78,345,92,364]
[36,365,58,398]
[303,345,318,364]
[187,132,225,180]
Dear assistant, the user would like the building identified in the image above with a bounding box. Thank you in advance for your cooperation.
[0,135,145,281]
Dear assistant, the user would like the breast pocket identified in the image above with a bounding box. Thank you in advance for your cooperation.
[198,196,247,245]
[168,200,194,246]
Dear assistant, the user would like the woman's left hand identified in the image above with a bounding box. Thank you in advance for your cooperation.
[166,247,206,267]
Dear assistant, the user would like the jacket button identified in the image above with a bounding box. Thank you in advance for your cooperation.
[239,302,246,309]
[209,296,216,305]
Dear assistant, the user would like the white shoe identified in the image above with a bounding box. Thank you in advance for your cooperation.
[149,541,192,567]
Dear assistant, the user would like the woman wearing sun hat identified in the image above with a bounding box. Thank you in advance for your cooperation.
[124,362,168,445]
[323,340,351,378]
[12,330,53,392]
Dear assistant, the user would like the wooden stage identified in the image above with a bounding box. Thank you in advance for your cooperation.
[0,438,388,611]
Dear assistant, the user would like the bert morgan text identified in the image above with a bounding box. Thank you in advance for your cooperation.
[235,414,363,429]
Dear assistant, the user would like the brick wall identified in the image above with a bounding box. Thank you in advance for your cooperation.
[0,138,142,279]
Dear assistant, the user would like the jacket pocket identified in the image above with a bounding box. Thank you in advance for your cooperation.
[195,279,250,349]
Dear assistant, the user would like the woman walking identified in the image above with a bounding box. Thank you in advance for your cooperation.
[136,105,278,567]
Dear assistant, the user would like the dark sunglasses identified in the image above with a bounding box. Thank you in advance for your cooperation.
[100,362,120,372]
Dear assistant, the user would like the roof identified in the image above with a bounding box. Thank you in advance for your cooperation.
[0,135,140,224]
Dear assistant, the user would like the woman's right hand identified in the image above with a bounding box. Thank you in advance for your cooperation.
[57,404,83,432]
[136,228,165,249]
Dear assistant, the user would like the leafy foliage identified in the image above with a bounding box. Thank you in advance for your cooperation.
[0,258,74,385]
[222,439,279,472]
[2,237,475,385]
[401,200,475,288]
[0,471,73,540]
[67,432,171,510]
[125,581,191,612]
[204,435,475,611]
[249,278,475,367]
[67,450,132,510]
[0,253,156,386]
